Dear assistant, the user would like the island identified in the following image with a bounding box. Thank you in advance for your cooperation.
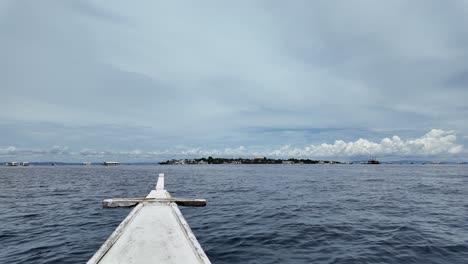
[159,157,346,165]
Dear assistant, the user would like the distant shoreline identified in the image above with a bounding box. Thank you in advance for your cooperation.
[1,159,466,166]
[160,157,346,165]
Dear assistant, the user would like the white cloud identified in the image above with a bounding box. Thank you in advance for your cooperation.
[0,146,16,155]
[0,130,464,160]
[49,145,70,155]
[173,129,463,158]
[265,129,463,157]
[177,146,247,157]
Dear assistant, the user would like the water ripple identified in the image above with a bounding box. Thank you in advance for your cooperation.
[1,164,467,263]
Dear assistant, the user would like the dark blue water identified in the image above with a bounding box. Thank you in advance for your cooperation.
[1,164,467,263]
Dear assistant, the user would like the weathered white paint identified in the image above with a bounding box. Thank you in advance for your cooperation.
[87,173,211,264]
[156,173,165,191]
[87,203,144,264]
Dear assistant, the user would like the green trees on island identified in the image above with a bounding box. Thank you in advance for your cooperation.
[159,157,342,165]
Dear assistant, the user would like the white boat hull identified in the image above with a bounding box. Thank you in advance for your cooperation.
[88,174,211,264]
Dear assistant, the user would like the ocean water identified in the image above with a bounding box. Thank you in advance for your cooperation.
[1,164,467,264]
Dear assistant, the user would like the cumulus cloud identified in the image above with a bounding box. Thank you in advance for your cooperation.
[1,130,464,161]
[169,129,464,158]
[49,145,71,155]
[79,149,113,156]
[176,146,247,157]
[0,145,70,157]
[265,129,463,157]
[0,146,16,155]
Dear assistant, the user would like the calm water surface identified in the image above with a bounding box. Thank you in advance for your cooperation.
[1,164,467,263]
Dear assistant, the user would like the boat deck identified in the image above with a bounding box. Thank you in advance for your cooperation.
[88,174,211,264]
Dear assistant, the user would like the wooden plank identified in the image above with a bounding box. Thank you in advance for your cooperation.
[102,198,207,208]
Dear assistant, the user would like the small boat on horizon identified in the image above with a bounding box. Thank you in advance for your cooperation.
[102,161,120,166]
[367,159,380,164]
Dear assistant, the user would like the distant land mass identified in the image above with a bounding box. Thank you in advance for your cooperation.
[160,157,346,165]
[159,158,467,165]
[1,159,466,166]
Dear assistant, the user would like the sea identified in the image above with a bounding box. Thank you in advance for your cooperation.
[1,164,467,264]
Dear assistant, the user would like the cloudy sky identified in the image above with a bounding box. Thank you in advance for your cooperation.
[1,0,467,161]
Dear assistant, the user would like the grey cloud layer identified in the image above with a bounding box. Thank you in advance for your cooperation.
[1,1,467,157]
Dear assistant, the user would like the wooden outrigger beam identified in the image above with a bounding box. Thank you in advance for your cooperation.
[102,197,207,208]
[87,173,211,264]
